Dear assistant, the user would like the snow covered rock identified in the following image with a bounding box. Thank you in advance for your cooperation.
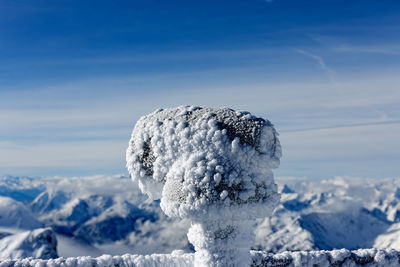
[126,106,282,267]
[0,228,58,260]
[374,222,400,250]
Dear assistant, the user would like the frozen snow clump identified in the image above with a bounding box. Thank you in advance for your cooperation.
[126,106,282,267]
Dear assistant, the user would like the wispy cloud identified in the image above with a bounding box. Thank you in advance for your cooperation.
[1,70,400,177]
[310,35,400,55]
[334,44,400,55]
[296,49,336,82]
[278,122,400,178]
[281,119,400,133]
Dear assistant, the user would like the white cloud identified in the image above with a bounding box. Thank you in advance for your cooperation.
[0,140,125,168]
[1,67,399,178]
[278,122,400,178]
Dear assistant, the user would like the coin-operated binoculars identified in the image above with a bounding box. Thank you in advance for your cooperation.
[126,106,282,267]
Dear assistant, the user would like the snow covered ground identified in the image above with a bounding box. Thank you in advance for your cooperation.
[0,175,400,260]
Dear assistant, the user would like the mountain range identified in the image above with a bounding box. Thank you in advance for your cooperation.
[0,175,399,260]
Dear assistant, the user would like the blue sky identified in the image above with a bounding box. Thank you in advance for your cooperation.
[1,0,400,179]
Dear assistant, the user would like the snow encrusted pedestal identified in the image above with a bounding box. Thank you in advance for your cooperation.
[126,106,281,267]
[187,220,255,267]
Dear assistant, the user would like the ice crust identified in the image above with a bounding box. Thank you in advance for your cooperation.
[3,249,400,267]
[126,106,282,220]
[126,106,282,266]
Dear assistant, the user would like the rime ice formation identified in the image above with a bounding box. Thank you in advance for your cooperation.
[126,106,282,267]
[3,249,400,267]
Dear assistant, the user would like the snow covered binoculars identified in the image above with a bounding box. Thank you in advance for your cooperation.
[127,106,281,267]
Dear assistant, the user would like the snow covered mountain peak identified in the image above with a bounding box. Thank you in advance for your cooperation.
[0,196,42,229]
[0,228,57,260]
